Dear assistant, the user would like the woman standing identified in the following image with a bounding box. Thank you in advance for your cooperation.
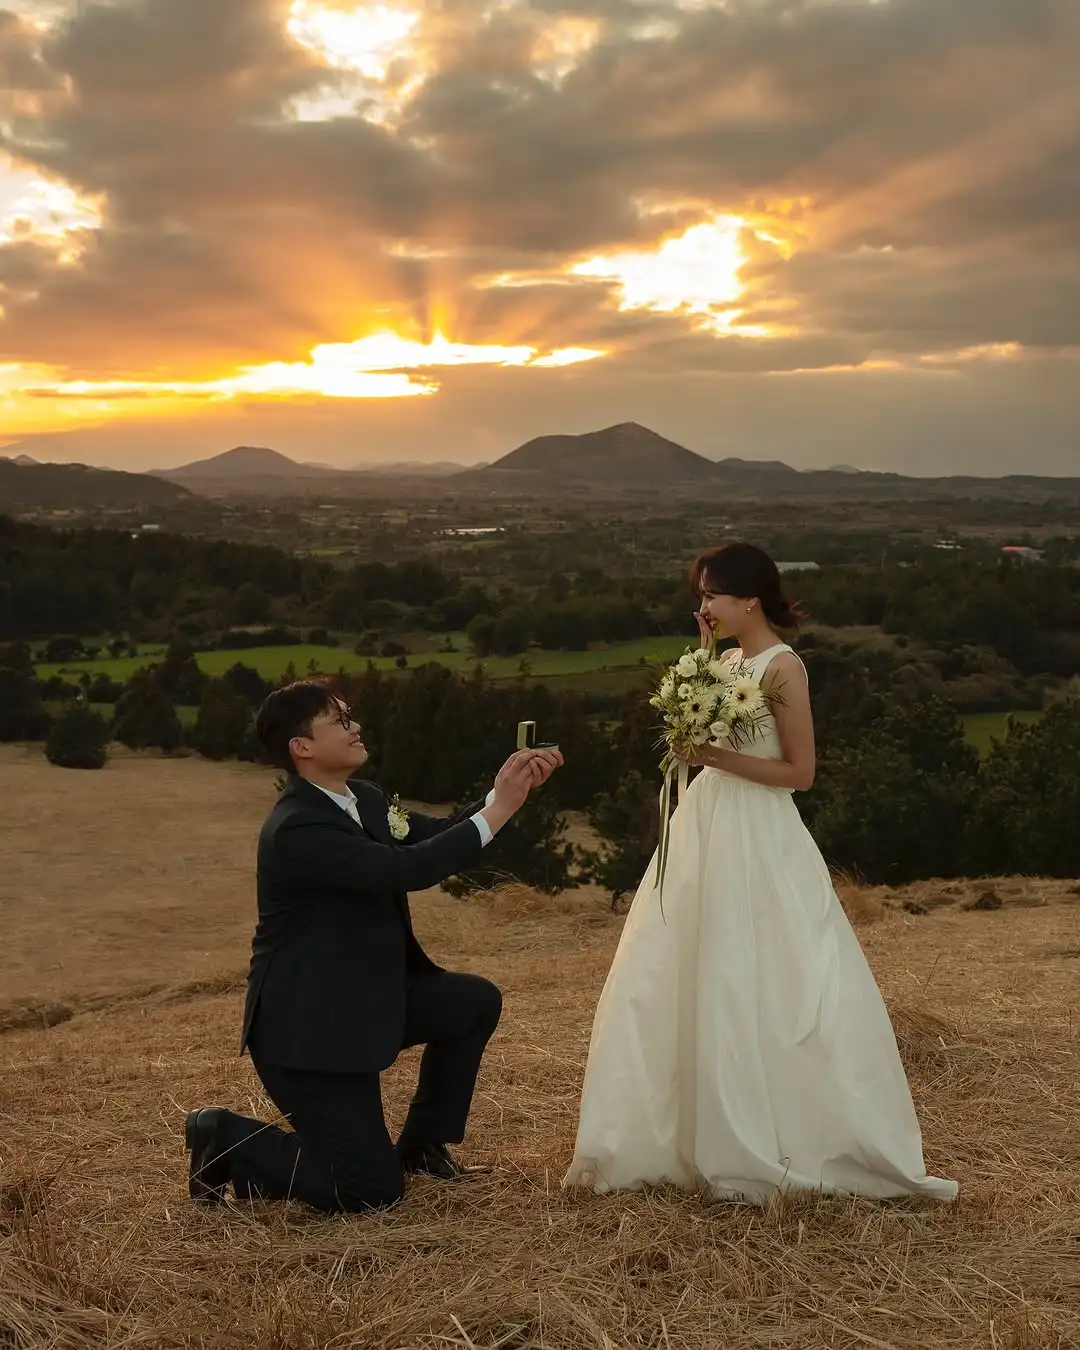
[564,543,956,1204]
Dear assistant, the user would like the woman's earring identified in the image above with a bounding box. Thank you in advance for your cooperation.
[746,605,753,613]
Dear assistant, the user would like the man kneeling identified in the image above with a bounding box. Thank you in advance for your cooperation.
[184,679,561,1212]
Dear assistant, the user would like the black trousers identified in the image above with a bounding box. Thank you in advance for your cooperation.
[218,971,502,1213]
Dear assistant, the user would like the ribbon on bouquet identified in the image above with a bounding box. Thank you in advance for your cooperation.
[653,755,689,917]
[653,625,715,915]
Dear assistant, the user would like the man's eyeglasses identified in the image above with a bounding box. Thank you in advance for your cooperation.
[332,704,355,730]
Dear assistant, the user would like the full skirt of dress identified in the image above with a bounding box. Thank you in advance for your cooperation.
[563,768,957,1203]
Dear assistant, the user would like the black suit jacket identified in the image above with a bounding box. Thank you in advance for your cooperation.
[241,775,487,1073]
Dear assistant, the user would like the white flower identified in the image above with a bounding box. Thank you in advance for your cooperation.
[658,675,675,700]
[693,648,712,666]
[678,682,693,700]
[709,719,732,742]
[388,798,410,840]
[731,678,765,713]
[687,687,719,717]
[708,659,730,680]
[676,653,699,678]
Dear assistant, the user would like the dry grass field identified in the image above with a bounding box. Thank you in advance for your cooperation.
[1,746,1078,1349]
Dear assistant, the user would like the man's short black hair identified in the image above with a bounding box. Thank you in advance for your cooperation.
[255,679,339,772]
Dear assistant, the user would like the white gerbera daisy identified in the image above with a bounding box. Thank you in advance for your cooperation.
[687,688,719,723]
[731,678,765,712]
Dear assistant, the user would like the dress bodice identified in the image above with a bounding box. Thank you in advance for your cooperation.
[722,641,798,762]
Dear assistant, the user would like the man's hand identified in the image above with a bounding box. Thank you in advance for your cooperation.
[482,747,564,836]
[482,751,539,835]
[494,746,564,793]
[523,746,563,788]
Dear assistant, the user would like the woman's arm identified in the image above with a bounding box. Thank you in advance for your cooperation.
[683,652,816,791]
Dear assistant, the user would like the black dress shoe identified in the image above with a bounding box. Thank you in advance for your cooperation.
[185,1108,232,1204]
[398,1142,490,1180]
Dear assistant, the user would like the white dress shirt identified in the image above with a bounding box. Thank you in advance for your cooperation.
[314,784,495,846]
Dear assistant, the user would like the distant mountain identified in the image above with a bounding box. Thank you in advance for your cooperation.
[0,452,41,467]
[468,424,1080,499]
[156,445,330,480]
[351,460,472,477]
[716,456,798,477]
[158,446,475,485]
[0,459,193,510]
[473,422,718,486]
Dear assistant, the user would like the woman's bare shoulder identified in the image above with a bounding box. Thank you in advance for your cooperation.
[762,649,808,688]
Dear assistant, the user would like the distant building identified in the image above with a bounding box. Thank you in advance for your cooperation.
[933,540,963,551]
[1001,545,1045,562]
[775,561,820,573]
[139,523,161,532]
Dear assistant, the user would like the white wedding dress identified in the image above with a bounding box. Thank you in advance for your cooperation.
[564,642,957,1204]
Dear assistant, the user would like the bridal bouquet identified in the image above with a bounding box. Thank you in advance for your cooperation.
[649,641,776,904]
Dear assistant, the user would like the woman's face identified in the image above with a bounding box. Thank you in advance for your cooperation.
[698,581,755,639]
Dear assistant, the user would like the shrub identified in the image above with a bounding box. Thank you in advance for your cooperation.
[45,703,110,770]
[443,787,577,896]
[966,699,1080,876]
[585,770,658,905]
[193,679,254,761]
[114,671,183,751]
[88,672,125,703]
[801,698,979,884]
[0,666,50,742]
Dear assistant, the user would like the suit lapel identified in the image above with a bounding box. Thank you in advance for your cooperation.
[288,775,368,838]
[352,780,393,844]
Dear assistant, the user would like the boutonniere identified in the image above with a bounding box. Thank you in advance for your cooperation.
[387,795,411,841]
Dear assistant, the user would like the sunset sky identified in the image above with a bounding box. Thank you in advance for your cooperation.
[1,0,1078,473]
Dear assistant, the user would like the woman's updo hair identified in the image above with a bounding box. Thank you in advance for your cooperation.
[689,542,805,630]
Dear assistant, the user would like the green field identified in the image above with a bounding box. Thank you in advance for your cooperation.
[37,636,691,686]
[960,709,1042,756]
[42,645,1047,748]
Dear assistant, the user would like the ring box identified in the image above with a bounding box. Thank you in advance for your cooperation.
[516,720,558,751]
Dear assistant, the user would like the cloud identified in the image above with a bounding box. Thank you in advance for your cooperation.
[0,0,1078,470]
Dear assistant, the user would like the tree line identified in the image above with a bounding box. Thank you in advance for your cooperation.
[4,634,1079,890]
[5,515,1080,692]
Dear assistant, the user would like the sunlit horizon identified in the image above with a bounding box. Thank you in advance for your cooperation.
[0,0,1076,475]
[0,331,608,437]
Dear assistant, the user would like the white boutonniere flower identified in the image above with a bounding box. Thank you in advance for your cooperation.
[387,795,410,841]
